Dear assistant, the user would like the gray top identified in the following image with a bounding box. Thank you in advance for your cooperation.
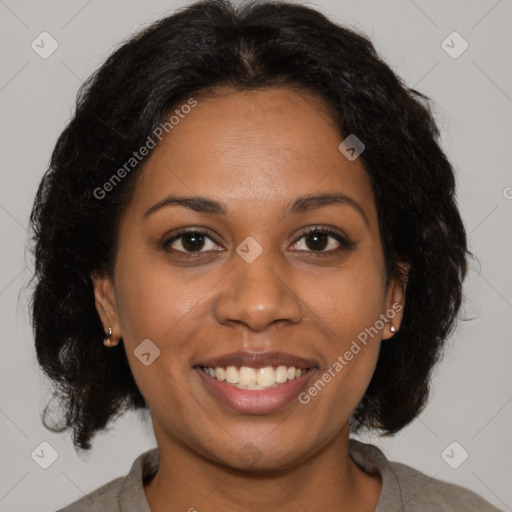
[56,438,503,511]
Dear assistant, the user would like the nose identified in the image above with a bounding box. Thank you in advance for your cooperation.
[213,249,304,333]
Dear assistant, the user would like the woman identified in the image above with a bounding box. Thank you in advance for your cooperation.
[28,0,502,510]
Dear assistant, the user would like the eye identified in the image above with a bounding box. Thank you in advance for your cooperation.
[290,226,354,254]
[162,226,354,258]
[162,229,222,256]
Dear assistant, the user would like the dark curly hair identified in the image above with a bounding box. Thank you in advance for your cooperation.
[28,0,470,452]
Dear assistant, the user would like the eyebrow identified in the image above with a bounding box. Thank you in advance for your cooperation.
[144,192,369,227]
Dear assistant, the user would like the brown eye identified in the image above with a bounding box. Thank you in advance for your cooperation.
[303,231,329,251]
[291,227,354,254]
[163,230,222,254]
[179,232,206,252]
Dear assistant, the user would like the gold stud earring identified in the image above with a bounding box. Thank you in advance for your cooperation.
[103,326,118,347]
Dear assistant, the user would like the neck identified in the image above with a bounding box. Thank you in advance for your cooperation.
[144,423,381,512]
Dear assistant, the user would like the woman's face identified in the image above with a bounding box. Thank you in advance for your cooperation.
[93,87,405,470]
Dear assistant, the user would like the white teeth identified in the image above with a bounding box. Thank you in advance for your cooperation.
[239,366,257,386]
[275,365,288,383]
[214,367,225,381]
[256,367,275,387]
[225,365,239,384]
[201,364,309,390]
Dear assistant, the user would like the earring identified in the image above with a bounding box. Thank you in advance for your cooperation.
[390,325,397,333]
[103,326,118,347]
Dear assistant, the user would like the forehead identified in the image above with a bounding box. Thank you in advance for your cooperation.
[127,87,376,225]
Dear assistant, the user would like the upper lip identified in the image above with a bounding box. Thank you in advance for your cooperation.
[196,351,318,370]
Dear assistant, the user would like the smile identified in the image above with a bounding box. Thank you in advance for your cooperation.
[195,365,317,414]
[200,365,308,390]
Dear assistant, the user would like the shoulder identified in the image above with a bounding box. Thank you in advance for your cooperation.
[349,438,503,512]
[389,458,503,511]
[55,448,159,512]
[55,476,125,512]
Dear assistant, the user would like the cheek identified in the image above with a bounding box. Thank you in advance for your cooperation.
[305,254,386,334]
[299,252,385,393]
[113,246,211,343]
[297,265,384,426]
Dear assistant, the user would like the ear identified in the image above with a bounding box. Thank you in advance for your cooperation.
[91,271,121,343]
[382,262,409,340]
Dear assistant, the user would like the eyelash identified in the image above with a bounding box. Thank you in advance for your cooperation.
[162,226,355,259]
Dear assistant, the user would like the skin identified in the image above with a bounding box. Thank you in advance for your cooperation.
[93,87,407,512]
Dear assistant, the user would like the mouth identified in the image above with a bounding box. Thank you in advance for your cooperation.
[197,364,310,390]
[193,351,319,413]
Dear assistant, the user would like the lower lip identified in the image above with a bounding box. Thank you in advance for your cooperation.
[195,367,317,414]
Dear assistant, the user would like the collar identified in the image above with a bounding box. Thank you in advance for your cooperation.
[117,438,402,511]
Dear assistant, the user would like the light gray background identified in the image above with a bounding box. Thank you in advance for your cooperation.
[0,0,511,511]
